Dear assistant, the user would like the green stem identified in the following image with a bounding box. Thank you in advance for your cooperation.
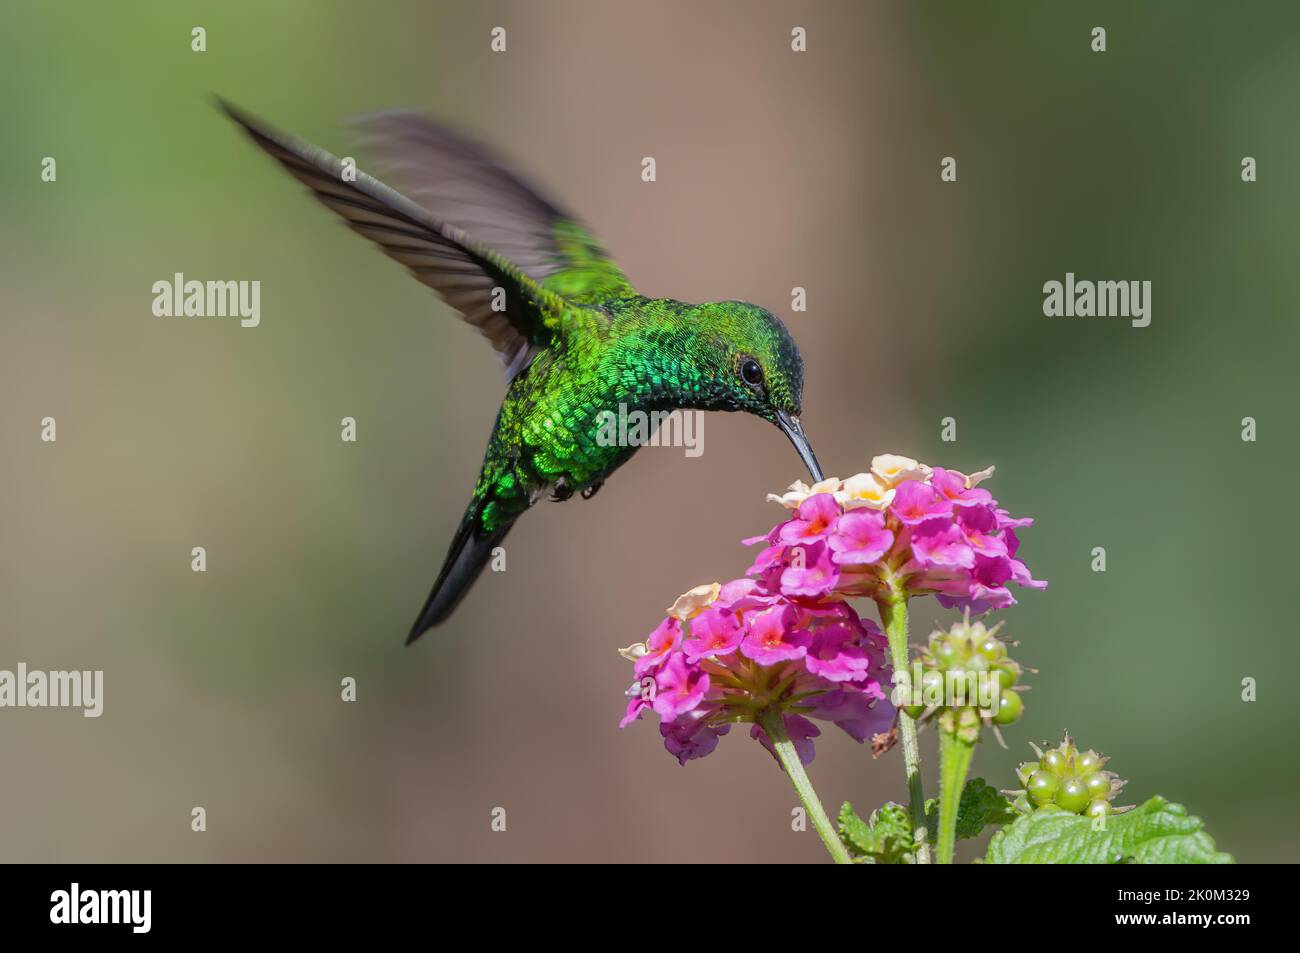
[936,729,976,864]
[759,709,853,865]
[877,588,931,863]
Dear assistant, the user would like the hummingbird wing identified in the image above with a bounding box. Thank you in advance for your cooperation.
[219,99,568,380]
[351,112,634,308]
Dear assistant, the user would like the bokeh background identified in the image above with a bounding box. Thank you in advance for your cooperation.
[2,0,1296,863]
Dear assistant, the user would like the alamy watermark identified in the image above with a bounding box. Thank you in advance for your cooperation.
[50,883,150,933]
[152,272,260,328]
[1043,273,1150,328]
[891,662,1001,716]
[0,663,103,717]
[596,404,704,457]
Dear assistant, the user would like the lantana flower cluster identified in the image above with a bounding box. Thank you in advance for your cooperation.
[620,454,1044,767]
[753,455,1045,613]
[619,580,894,766]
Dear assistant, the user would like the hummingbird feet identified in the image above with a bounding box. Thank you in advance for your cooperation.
[550,478,603,502]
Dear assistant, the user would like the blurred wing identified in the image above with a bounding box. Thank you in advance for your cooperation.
[352,111,634,305]
[220,99,563,379]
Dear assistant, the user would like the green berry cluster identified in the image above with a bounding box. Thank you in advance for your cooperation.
[901,612,1026,741]
[1011,733,1129,818]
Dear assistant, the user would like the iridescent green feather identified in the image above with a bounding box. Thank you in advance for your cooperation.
[542,220,635,303]
[473,296,804,533]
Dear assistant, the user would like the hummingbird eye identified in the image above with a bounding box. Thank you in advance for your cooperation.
[740,358,764,388]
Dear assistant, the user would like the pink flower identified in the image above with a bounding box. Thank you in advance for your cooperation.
[955,504,1008,557]
[910,519,976,570]
[931,467,993,508]
[778,493,841,545]
[651,654,710,720]
[681,605,743,663]
[662,715,729,765]
[998,510,1034,531]
[779,540,840,597]
[720,577,762,602]
[634,617,681,677]
[756,456,1044,612]
[890,480,953,526]
[929,467,966,501]
[805,622,876,683]
[745,542,786,579]
[741,606,812,664]
[1010,557,1047,592]
[619,580,893,765]
[829,509,894,566]
[620,692,649,730]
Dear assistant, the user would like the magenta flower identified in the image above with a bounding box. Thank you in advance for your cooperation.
[955,504,1006,557]
[829,509,894,565]
[681,605,743,663]
[778,493,841,544]
[750,455,1045,613]
[662,714,729,762]
[620,581,894,766]
[741,606,812,665]
[634,617,681,677]
[778,539,840,597]
[909,518,975,571]
[651,653,711,720]
[805,621,880,682]
[890,480,953,526]
[930,467,993,508]
[619,454,1041,770]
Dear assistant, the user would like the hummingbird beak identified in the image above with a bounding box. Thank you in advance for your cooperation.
[775,410,824,482]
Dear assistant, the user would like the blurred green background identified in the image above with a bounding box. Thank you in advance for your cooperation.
[1,1,1295,862]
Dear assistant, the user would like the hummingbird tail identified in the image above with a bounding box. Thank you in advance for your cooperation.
[406,504,514,643]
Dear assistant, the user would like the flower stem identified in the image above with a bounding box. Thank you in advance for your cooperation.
[936,729,976,864]
[759,709,853,865]
[877,589,931,863]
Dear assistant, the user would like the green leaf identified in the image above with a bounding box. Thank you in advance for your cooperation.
[923,777,1018,842]
[838,801,915,864]
[985,797,1233,864]
[954,778,1019,840]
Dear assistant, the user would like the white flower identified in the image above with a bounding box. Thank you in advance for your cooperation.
[836,472,896,510]
[765,476,841,509]
[666,582,721,621]
[766,480,811,509]
[617,642,648,662]
[870,453,930,488]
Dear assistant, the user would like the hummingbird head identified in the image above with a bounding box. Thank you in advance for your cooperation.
[687,301,823,481]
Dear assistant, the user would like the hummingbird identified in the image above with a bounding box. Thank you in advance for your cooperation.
[219,100,824,643]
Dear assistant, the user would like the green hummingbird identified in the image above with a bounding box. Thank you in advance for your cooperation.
[220,100,823,643]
